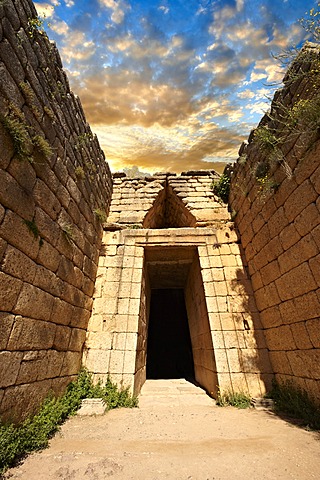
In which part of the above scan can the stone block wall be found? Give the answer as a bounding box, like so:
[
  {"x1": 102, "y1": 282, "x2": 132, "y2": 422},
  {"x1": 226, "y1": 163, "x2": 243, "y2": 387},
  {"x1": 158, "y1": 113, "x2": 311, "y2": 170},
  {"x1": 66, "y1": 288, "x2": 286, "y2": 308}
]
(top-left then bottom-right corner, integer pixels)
[
  {"x1": 0, "y1": 0, "x2": 112, "y2": 421},
  {"x1": 229, "y1": 44, "x2": 320, "y2": 403},
  {"x1": 107, "y1": 170, "x2": 228, "y2": 229}
]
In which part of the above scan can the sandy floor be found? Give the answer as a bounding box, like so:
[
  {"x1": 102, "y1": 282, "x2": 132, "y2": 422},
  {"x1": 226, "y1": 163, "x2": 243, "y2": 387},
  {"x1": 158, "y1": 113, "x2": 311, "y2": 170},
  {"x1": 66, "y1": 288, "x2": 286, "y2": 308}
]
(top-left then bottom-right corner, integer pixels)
[{"x1": 3, "y1": 380, "x2": 320, "y2": 480}]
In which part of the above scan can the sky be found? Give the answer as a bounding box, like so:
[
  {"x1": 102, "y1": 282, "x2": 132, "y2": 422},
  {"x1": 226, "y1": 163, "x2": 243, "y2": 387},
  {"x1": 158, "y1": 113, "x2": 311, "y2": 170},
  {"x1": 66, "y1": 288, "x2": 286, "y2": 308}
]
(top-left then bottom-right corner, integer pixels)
[{"x1": 35, "y1": 0, "x2": 318, "y2": 174}]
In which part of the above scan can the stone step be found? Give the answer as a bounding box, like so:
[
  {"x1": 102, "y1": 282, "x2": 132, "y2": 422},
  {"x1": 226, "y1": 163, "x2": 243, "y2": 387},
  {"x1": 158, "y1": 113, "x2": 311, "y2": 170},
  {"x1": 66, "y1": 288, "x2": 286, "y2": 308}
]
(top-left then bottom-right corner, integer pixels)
[{"x1": 139, "y1": 379, "x2": 216, "y2": 407}]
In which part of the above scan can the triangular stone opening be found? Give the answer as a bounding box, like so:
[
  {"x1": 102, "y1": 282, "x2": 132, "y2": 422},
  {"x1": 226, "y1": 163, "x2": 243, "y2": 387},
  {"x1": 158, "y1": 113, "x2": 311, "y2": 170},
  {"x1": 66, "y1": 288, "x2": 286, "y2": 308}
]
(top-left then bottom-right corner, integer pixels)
[{"x1": 143, "y1": 182, "x2": 196, "y2": 228}]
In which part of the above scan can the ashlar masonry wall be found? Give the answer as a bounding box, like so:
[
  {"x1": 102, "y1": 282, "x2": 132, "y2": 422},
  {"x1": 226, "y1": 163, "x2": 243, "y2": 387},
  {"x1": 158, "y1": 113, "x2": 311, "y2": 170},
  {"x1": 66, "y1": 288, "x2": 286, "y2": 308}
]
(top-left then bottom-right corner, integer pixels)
[
  {"x1": 0, "y1": 0, "x2": 112, "y2": 421},
  {"x1": 229, "y1": 44, "x2": 320, "y2": 403},
  {"x1": 84, "y1": 172, "x2": 272, "y2": 398}
]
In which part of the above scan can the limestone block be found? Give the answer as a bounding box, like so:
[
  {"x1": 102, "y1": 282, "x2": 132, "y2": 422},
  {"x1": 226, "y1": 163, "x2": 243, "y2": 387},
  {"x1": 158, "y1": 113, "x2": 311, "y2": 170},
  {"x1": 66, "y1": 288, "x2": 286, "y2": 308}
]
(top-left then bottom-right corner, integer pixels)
[
  {"x1": 216, "y1": 226, "x2": 239, "y2": 244},
  {"x1": 306, "y1": 319, "x2": 320, "y2": 348},
  {"x1": 217, "y1": 296, "x2": 228, "y2": 312},
  {"x1": 87, "y1": 329, "x2": 113, "y2": 350},
  {"x1": 206, "y1": 297, "x2": 218, "y2": 313},
  {"x1": 84, "y1": 349, "x2": 110, "y2": 373},
  {"x1": 123, "y1": 350, "x2": 136, "y2": 374},
  {"x1": 0, "y1": 379, "x2": 53, "y2": 422},
  {"x1": 125, "y1": 333, "x2": 138, "y2": 351},
  {"x1": 290, "y1": 322, "x2": 313, "y2": 350},
  {"x1": 129, "y1": 298, "x2": 141, "y2": 316},
  {"x1": 53, "y1": 325, "x2": 72, "y2": 351},
  {"x1": 230, "y1": 372, "x2": 249, "y2": 393},
  {"x1": 275, "y1": 262, "x2": 317, "y2": 301},
  {"x1": 106, "y1": 267, "x2": 122, "y2": 283},
  {"x1": 14, "y1": 283, "x2": 54, "y2": 321},
  {"x1": 223, "y1": 331, "x2": 239, "y2": 349},
  {"x1": 0, "y1": 351, "x2": 23, "y2": 387},
  {"x1": 93, "y1": 297, "x2": 118, "y2": 315},
  {"x1": 33, "y1": 178, "x2": 61, "y2": 221},
  {"x1": 0, "y1": 169, "x2": 35, "y2": 220},
  {"x1": 36, "y1": 240, "x2": 60, "y2": 273},
  {"x1": 216, "y1": 372, "x2": 233, "y2": 392},
  {"x1": 2, "y1": 245, "x2": 37, "y2": 283},
  {"x1": 269, "y1": 351, "x2": 293, "y2": 375},
  {"x1": 211, "y1": 331, "x2": 225, "y2": 349},
  {"x1": 214, "y1": 281, "x2": 228, "y2": 296},
  {"x1": 34, "y1": 207, "x2": 61, "y2": 246},
  {"x1": 265, "y1": 325, "x2": 296, "y2": 351},
  {"x1": 77, "y1": 398, "x2": 106, "y2": 416},
  {"x1": 219, "y1": 312, "x2": 235, "y2": 330},
  {"x1": 0, "y1": 312, "x2": 15, "y2": 349},
  {"x1": 8, "y1": 316, "x2": 56, "y2": 351},
  {"x1": 214, "y1": 349, "x2": 230, "y2": 373},
  {"x1": 243, "y1": 330, "x2": 266, "y2": 349},
  {"x1": 284, "y1": 180, "x2": 317, "y2": 223},
  {"x1": 278, "y1": 234, "x2": 318, "y2": 275},
  {"x1": 60, "y1": 351, "x2": 82, "y2": 376},
  {"x1": 109, "y1": 350, "x2": 125, "y2": 373},
  {"x1": 50, "y1": 298, "x2": 74, "y2": 326},
  {"x1": 201, "y1": 268, "x2": 213, "y2": 282},
  {"x1": 194, "y1": 208, "x2": 230, "y2": 222},
  {"x1": 287, "y1": 350, "x2": 320, "y2": 379},
  {"x1": 112, "y1": 332, "x2": 127, "y2": 350},
  {"x1": 69, "y1": 328, "x2": 86, "y2": 352},
  {"x1": 0, "y1": 272, "x2": 23, "y2": 311}
]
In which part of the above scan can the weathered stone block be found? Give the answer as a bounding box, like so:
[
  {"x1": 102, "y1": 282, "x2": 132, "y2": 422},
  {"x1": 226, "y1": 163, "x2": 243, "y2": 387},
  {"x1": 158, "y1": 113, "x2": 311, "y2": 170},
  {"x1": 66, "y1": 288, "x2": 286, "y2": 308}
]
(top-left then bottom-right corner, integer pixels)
[
  {"x1": 7, "y1": 316, "x2": 56, "y2": 351},
  {"x1": 0, "y1": 351, "x2": 23, "y2": 388},
  {"x1": 0, "y1": 272, "x2": 23, "y2": 311},
  {"x1": 84, "y1": 349, "x2": 110, "y2": 373},
  {"x1": 0, "y1": 210, "x2": 40, "y2": 260},
  {"x1": 275, "y1": 262, "x2": 317, "y2": 301},
  {"x1": 53, "y1": 325, "x2": 72, "y2": 351},
  {"x1": 14, "y1": 283, "x2": 54, "y2": 321},
  {"x1": 60, "y1": 351, "x2": 81, "y2": 376},
  {"x1": 264, "y1": 325, "x2": 296, "y2": 351}
]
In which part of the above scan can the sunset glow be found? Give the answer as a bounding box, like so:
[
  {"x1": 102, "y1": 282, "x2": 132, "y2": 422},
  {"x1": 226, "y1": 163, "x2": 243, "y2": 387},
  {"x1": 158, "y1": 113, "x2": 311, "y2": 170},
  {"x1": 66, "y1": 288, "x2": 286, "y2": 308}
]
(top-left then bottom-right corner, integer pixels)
[{"x1": 36, "y1": 0, "x2": 317, "y2": 173}]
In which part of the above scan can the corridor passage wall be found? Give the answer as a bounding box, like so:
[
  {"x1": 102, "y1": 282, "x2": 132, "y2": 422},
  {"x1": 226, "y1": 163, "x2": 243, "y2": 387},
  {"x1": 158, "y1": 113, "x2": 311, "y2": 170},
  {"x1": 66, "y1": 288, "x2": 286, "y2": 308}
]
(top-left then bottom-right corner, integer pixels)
[
  {"x1": 0, "y1": 0, "x2": 112, "y2": 421},
  {"x1": 229, "y1": 44, "x2": 320, "y2": 403}
]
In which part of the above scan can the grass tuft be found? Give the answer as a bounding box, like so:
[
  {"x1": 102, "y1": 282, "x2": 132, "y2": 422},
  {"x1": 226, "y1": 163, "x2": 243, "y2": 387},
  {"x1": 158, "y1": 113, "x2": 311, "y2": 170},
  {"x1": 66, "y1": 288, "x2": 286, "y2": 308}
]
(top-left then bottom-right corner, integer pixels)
[
  {"x1": 32, "y1": 135, "x2": 53, "y2": 160},
  {"x1": 216, "y1": 389, "x2": 252, "y2": 409}
]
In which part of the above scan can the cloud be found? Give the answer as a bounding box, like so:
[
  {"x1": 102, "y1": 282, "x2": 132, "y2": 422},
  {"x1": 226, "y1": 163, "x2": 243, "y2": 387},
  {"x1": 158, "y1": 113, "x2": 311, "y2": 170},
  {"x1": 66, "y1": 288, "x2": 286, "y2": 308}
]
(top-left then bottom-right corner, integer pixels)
[
  {"x1": 99, "y1": 0, "x2": 130, "y2": 24},
  {"x1": 158, "y1": 5, "x2": 169, "y2": 14},
  {"x1": 237, "y1": 90, "x2": 255, "y2": 99},
  {"x1": 34, "y1": 2, "x2": 55, "y2": 18}
]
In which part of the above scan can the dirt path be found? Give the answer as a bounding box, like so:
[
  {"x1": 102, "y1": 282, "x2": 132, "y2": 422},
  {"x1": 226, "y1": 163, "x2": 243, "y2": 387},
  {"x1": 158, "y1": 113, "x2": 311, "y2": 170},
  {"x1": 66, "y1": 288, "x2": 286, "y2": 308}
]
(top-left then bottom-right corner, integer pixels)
[{"x1": 4, "y1": 380, "x2": 320, "y2": 480}]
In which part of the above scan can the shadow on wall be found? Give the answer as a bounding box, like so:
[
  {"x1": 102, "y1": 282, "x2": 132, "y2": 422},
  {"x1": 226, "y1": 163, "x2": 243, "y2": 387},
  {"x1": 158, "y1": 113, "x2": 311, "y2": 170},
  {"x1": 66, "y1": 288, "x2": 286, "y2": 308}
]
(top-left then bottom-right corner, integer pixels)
[{"x1": 228, "y1": 250, "x2": 273, "y2": 393}]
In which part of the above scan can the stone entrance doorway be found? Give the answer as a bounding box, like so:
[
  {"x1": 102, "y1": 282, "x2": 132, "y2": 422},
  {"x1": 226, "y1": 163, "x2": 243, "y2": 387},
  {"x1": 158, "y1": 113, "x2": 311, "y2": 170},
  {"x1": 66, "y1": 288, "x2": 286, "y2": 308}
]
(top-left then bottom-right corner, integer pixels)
[
  {"x1": 146, "y1": 289, "x2": 195, "y2": 380},
  {"x1": 84, "y1": 226, "x2": 272, "y2": 400}
]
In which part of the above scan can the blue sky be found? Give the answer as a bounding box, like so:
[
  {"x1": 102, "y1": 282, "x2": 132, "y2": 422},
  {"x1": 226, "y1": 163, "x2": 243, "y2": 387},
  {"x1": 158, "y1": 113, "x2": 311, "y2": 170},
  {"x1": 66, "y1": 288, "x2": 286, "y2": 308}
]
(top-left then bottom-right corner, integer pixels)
[{"x1": 35, "y1": 0, "x2": 318, "y2": 173}]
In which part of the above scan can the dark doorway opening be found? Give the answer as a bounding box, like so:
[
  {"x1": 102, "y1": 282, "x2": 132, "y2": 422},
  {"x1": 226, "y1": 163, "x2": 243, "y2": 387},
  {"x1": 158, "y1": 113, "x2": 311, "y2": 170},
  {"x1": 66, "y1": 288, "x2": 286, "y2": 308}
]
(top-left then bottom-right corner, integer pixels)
[{"x1": 146, "y1": 289, "x2": 195, "y2": 380}]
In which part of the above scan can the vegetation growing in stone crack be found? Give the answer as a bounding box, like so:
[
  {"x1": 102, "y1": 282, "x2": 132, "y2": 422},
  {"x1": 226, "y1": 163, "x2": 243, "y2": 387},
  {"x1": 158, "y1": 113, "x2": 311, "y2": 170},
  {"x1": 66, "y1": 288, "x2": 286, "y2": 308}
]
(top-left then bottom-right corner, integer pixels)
[
  {"x1": 23, "y1": 219, "x2": 43, "y2": 247},
  {"x1": 75, "y1": 165, "x2": 86, "y2": 180},
  {"x1": 60, "y1": 222, "x2": 75, "y2": 243},
  {"x1": 32, "y1": 135, "x2": 54, "y2": 161},
  {"x1": 0, "y1": 370, "x2": 138, "y2": 475},
  {"x1": 212, "y1": 173, "x2": 231, "y2": 204},
  {"x1": 0, "y1": 113, "x2": 31, "y2": 161},
  {"x1": 94, "y1": 208, "x2": 108, "y2": 223}
]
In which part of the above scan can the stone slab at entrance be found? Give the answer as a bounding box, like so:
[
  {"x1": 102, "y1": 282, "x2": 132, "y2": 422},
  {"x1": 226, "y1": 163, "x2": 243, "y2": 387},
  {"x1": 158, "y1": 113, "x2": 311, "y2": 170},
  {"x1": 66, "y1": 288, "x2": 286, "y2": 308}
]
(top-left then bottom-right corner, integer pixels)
[{"x1": 139, "y1": 379, "x2": 215, "y2": 407}]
